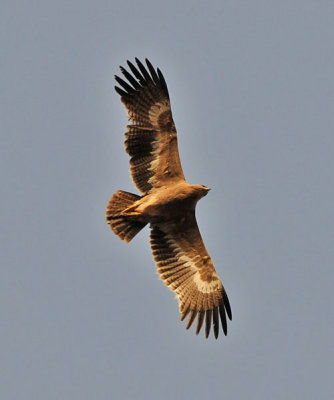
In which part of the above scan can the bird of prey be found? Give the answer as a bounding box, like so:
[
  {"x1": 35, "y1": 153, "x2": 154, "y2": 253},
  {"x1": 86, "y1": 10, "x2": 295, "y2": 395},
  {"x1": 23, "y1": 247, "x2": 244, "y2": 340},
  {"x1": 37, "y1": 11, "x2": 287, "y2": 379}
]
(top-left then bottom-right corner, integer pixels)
[{"x1": 106, "y1": 58, "x2": 232, "y2": 338}]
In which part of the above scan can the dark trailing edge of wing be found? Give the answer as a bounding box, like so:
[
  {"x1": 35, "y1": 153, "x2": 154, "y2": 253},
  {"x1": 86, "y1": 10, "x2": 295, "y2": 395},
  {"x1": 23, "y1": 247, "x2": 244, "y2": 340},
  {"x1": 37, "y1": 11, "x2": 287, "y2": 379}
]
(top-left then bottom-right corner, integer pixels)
[{"x1": 114, "y1": 58, "x2": 170, "y2": 100}]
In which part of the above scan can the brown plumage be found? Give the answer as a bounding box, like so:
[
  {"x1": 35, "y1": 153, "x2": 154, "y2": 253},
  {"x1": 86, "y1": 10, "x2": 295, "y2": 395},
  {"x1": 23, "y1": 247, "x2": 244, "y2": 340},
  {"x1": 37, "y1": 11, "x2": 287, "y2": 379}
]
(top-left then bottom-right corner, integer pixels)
[{"x1": 106, "y1": 58, "x2": 232, "y2": 338}]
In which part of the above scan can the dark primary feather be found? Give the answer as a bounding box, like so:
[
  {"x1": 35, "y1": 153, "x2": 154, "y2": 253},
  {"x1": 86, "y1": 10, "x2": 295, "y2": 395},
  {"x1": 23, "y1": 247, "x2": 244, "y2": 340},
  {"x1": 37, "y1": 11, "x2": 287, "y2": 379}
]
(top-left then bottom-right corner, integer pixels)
[
  {"x1": 115, "y1": 75, "x2": 134, "y2": 93},
  {"x1": 114, "y1": 58, "x2": 169, "y2": 100},
  {"x1": 219, "y1": 298, "x2": 228, "y2": 335},
  {"x1": 213, "y1": 307, "x2": 219, "y2": 339},
  {"x1": 114, "y1": 85, "x2": 128, "y2": 97},
  {"x1": 127, "y1": 59, "x2": 145, "y2": 83},
  {"x1": 157, "y1": 68, "x2": 169, "y2": 99},
  {"x1": 196, "y1": 310, "x2": 205, "y2": 335},
  {"x1": 120, "y1": 66, "x2": 141, "y2": 89},
  {"x1": 223, "y1": 291, "x2": 232, "y2": 321},
  {"x1": 145, "y1": 58, "x2": 160, "y2": 84},
  {"x1": 186, "y1": 310, "x2": 197, "y2": 330},
  {"x1": 135, "y1": 57, "x2": 154, "y2": 84},
  {"x1": 205, "y1": 309, "x2": 212, "y2": 338}
]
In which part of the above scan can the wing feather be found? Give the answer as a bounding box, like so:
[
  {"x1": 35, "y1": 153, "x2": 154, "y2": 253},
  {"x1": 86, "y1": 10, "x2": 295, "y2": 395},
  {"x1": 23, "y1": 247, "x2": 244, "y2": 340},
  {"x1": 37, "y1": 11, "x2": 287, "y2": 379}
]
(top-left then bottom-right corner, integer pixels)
[
  {"x1": 145, "y1": 58, "x2": 160, "y2": 84},
  {"x1": 120, "y1": 66, "x2": 141, "y2": 89},
  {"x1": 150, "y1": 217, "x2": 232, "y2": 338},
  {"x1": 196, "y1": 310, "x2": 205, "y2": 335},
  {"x1": 212, "y1": 306, "x2": 219, "y2": 339},
  {"x1": 205, "y1": 309, "x2": 212, "y2": 338},
  {"x1": 115, "y1": 59, "x2": 185, "y2": 194}
]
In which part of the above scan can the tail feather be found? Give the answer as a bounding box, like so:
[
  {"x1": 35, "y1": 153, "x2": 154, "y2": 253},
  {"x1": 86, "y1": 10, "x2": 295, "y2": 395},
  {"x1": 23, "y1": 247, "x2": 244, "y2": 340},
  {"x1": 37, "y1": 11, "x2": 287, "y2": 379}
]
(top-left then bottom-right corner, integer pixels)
[{"x1": 106, "y1": 190, "x2": 146, "y2": 242}]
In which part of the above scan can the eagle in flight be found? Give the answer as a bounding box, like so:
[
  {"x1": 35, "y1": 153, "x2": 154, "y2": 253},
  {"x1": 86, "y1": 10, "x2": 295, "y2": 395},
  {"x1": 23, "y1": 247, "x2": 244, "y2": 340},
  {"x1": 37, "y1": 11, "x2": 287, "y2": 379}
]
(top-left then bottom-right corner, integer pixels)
[{"x1": 106, "y1": 58, "x2": 232, "y2": 339}]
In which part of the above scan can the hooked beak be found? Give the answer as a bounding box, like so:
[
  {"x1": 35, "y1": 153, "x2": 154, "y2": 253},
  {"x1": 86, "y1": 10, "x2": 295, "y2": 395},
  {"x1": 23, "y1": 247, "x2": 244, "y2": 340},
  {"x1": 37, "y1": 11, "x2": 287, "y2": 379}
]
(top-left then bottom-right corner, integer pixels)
[{"x1": 204, "y1": 186, "x2": 211, "y2": 195}]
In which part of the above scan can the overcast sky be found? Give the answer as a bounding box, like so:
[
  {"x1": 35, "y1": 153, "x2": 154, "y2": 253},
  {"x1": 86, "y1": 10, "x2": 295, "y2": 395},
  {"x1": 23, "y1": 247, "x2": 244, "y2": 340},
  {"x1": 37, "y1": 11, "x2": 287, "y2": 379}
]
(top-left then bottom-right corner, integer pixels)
[{"x1": 1, "y1": 1, "x2": 334, "y2": 399}]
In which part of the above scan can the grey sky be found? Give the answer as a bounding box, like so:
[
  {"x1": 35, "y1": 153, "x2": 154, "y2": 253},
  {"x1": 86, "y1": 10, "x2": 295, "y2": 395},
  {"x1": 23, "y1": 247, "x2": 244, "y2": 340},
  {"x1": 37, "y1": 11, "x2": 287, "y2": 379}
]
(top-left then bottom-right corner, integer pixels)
[{"x1": 1, "y1": 1, "x2": 334, "y2": 399}]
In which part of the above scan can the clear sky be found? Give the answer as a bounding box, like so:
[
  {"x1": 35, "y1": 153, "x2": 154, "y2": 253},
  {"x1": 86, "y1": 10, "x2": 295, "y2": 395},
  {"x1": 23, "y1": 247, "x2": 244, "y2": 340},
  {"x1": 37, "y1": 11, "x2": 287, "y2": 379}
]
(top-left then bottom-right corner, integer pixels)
[{"x1": 1, "y1": 1, "x2": 334, "y2": 399}]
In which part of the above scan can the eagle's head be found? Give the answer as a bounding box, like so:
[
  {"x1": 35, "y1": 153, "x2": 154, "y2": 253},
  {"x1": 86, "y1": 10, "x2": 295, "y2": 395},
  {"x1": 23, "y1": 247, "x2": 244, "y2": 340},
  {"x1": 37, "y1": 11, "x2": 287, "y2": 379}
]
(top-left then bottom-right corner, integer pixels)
[
  {"x1": 191, "y1": 184, "x2": 211, "y2": 199},
  {"x1": 200, "y1": 185, "x2": 210, "y2": 195}
]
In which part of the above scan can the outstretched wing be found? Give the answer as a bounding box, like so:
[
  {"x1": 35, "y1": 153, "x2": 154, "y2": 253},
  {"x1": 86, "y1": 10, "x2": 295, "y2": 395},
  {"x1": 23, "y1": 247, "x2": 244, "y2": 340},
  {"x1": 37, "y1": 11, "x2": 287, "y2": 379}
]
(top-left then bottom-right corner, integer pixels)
[
  {"x1": 150, "y1": 214, "x2": 232, "y2": 339},
  {"x1": 115, "y1": 58, "x2": 186, "y2": 194}
]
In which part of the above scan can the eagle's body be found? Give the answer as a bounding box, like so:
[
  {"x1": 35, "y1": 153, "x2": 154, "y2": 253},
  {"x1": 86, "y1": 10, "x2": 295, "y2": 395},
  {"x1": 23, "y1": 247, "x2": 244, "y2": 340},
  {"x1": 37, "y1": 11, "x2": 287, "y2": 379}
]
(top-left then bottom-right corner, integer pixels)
[
  {"x1": 106, "y1": 58, "x2": 232, "y2": 338},
  {"x1": 124, "y1": 182, "x2": 209, "y2": 223}
]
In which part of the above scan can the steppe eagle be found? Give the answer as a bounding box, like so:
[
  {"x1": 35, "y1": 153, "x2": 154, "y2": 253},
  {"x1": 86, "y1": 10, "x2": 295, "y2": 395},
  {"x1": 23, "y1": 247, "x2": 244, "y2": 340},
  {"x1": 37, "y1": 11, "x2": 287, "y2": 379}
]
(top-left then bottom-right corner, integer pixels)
[{"x1": 106, "y1": 58, "x2": 232, "y2": 338}]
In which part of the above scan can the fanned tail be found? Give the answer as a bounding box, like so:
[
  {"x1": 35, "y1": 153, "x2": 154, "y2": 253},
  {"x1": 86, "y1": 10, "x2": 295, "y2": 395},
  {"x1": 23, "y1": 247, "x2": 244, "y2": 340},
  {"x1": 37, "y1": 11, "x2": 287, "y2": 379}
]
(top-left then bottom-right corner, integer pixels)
[{"x1": 106, "y1": 190, "x2": 146, "y2": 242}]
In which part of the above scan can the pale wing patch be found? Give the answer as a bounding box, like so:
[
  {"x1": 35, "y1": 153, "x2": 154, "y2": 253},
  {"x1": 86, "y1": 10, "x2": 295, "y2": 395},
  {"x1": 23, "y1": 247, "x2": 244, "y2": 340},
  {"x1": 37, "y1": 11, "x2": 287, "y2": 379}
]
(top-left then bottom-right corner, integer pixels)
[
  {"x1": 148, "y1": 101, "x2": 172, "y2": 129},
  {"x1": 147, "y1": 136, "x2": 161, "y2": 186},
  {"x1": 192, "y1": 272, "x2": 222, "y2": 294},
  {"x1": 177, "y1": 254, "x2": 220, "y2": 294}
]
